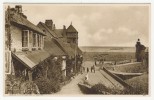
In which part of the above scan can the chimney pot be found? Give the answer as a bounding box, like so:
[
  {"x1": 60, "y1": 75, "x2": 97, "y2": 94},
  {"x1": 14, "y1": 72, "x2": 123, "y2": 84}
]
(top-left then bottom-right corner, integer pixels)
[
  {"x1": 63, "y1": 25, "x2": 66, "y2": 29},
  {"x1": 15, "y1": 5, "x2": 22, "y2": 13},
  {"x1": 45, "y1": 20, "x2": 53, "y2": 30},
  {"x1": 52, "y1": 24, "x2": 56, "y2": 30}
]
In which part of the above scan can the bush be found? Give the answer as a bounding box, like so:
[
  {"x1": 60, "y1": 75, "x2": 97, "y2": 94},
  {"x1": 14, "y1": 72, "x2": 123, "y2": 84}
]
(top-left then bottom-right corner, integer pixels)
[
  {"x1": 34, "y1": 78, "x2": 60, "y2": 94},
  {"x1": 91, "y1": 83, "x2": 109, "y2": 94},
  {"x1": 91, "y1": 83, "x2": 123, "y2": 94},
  {"x1": 33, "y1": 55, "x2": 62, "y2": 94}
]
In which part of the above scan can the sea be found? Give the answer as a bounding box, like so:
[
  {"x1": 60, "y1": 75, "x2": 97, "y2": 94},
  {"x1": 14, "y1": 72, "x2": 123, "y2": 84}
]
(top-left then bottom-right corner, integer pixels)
[{"x1": 79, "y1": 46, "x2": 136, "y2": 53}]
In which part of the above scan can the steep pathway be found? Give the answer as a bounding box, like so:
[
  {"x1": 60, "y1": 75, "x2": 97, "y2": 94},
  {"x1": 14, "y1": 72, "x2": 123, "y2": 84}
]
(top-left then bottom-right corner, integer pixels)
[{"x1": 55, "y1": 73, "x2": 86, "y2": 95}]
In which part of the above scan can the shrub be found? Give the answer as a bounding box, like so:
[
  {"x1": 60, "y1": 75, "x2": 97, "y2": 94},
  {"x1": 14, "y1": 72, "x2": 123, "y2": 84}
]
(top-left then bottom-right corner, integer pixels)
[
  {"x1": 34, "y1": 78, "x2": 51, "y2": 94},
  {"x1": 33, "y1": 55, "x2": 62, "y2": 94},
  {"x1": 20, "y1": 81, "x2": 40, "y2": 94},
  {"x1": 91, "y1": 83, "x2": 123, "y2": 94},
  {"x1": 91, "y1": 83, "x2": 109, "y2": 94},
  {"x1": 34, "y1": 77, "x2": 60, "y2": 94}
]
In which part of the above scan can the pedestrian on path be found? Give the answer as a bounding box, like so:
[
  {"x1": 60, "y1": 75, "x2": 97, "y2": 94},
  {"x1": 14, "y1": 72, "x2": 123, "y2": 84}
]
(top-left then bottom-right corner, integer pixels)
[
  {"x1": 95, "y1": 60, "x2": 97, "y2": 66},
  {"x1": 91, "y1": 66, "x2": 93, "y2": 72},
  {"x1": 85, "y1": 73, "x2": 88, "y2": 80},
  {"x1": 93, "y1": 65, "x2": 96, "y2": 73},
  {"x1": 83, "y1": 67, "x2": 85, "y2": 73},
  {"x1": 87, "y1": 67, "x2": 89, "y2": 73}
]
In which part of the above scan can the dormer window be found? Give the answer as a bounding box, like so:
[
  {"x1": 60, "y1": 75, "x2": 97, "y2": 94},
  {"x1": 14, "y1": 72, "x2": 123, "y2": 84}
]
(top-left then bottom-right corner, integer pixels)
[{"x1": 22, "y1": 30, "x2": 29, "y2": 50}]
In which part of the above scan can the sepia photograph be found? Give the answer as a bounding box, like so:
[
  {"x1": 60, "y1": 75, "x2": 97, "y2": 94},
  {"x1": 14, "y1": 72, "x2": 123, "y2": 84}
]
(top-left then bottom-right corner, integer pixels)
[{"x1": 4, "y1": 3, "x2": 150, "y2": 95}]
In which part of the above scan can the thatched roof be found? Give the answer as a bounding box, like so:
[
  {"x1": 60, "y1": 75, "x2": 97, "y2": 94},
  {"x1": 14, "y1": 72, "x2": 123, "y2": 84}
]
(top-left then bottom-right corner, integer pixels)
[{"x1": 9, "y1": 11, "x2": 46, "y2": 36}]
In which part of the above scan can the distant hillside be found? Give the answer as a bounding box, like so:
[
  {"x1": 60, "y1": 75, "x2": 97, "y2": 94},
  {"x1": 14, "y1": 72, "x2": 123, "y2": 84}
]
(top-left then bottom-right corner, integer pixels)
[{"x1": 79, "y1": 46, "x2": 136, "y2": 53}]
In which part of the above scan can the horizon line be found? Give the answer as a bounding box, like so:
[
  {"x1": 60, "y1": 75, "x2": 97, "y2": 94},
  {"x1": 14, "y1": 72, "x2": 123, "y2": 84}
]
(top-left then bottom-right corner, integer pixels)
[{"x1": 79, "y1": 45, "x2": 149, "y2": 47}]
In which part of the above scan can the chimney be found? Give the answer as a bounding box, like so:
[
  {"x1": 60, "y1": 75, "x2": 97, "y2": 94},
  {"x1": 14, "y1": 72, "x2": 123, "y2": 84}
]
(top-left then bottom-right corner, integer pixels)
[
  {"x1": 45, "y1": 20, "x2": 53, "y2": 30},
  {"x1": 15, "y1": 5, "x2": 22, "y2": 13},
  {"x1": 62, "y1": 25, "x2": 67, "y2": 37},
  {"x1": 52, "y1": 24, "x2": 56, "y2": 30},
  {"x1": 63, "y1": 25, "x2": 66, "y2": 30}
]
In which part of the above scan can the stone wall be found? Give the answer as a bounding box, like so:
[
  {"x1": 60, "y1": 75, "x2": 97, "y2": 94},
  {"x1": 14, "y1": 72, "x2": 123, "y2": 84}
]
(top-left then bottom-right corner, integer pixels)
[
  {"x1": 114, "y1": 62, "x2": 142, "y2": 73},
  {"x1": 10, "y1": 25, "x2": 44, "y2": 52},
  {"x1": 11, "y1": 25, "x2": 22, "y2": 52}
]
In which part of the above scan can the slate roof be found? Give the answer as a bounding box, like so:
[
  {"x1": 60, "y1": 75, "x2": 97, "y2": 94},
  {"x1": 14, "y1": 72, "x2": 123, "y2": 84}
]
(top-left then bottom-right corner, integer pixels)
[
  {"x1": 9, "y1": 11, "x2": 46, "y2": 36},
  {"x1": 70, "y1": 44, "x2": 82, "y2": 55},
  {"x1": 44, "y1": 38, "x2": 66, "y2": 56},
  {"x1": 12, "y1": 50, "x2": 50, "y2": 69},
  {"x1": 53, "y1": 29, "x2": 63, "y2": 38},
  {"x1": 37, "y1": 22, "x2": 58, "y2": 38},
  {"x1": 37, "y1": 22, "x2": 66, "y2": 56},
  {"x1": 54, "y1": 39, "x2": 75, "y2": 58},
  {"x1": 12, "y1": 33, "x2": 66, "y2": 70},
  {"x1": 66, "y1": 24, "x2": 78, "y2": 33}
]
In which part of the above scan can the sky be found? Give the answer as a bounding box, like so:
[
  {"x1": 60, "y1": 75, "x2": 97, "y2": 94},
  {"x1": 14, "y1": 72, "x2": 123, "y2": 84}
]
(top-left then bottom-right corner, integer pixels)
[{"x1": 5, "y1": 4, "x2": 150, "y2": 47}]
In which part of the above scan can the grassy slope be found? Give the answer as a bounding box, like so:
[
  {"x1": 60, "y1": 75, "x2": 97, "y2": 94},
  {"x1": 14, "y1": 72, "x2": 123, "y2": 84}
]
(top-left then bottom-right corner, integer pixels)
[{"x1": 125, "y1": 73, "x2": 148, "y2": 94}]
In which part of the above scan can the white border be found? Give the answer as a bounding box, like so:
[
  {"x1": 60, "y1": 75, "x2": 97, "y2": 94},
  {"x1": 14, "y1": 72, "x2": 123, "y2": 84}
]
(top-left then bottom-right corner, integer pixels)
[{"x1": 0, "y1": 0, "x2": 153, "y2": 100}]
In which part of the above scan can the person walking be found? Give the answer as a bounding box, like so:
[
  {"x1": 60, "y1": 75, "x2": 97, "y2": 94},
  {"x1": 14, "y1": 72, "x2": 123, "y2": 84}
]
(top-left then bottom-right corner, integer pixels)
[
  {"x1": 93, "y1": 65, "x2": 95, "y2": 73},
  {"x1": 85, "y1": 73, "x2": 89, "y2": 80},
  {"x1": 95, "y1": 60, "x2": 97, "y2": 66},
  {"x1": 87, "y1": 67, "x2": 89, "y2": 73},
  {"x1": 91, "y1": 66, "x2": 93, "y2": 72},
  {"x1": 82, "y1": 67, "x2": 85, "y2": 73}
]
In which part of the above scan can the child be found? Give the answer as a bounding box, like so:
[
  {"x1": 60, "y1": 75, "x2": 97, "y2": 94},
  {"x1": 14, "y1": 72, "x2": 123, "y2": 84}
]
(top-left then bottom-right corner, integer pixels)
[{"x1": 85, "y1": 73, "x2": 88, "y2": 80}]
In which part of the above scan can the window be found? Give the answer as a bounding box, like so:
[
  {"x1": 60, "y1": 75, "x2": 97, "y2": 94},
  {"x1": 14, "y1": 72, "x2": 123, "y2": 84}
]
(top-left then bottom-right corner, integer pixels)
[
  {"x1": 37, "y1": 34, "x2": 43, "y2": 49},
  {"x1": 33, "y1": 33, "x2": 37, "y2": 47},
  {"x1": 37, "y1": 34, "x2": 40, "y2": 47},
  {"x1": 42, "y1": 36, "x2": 44, "y2": 48},
  {"x1": 22, "y1": 30, "x2": 29, "y2": 48},
  {"x1": 40, "y1": 35, "x2": 42, "y2": 47}
]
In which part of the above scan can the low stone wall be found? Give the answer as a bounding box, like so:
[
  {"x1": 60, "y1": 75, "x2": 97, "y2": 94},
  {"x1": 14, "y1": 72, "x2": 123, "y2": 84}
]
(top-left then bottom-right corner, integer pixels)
[
  {"x1": 78, "y1": 82, "x2": 91, "y2": 94},
  {"x1": 114, "y1": 62, "x2": 142, "y2": 73},
  {"x1": 102, "y1": 67, "x2": 132, "y2": 89},
  {"x1": 78, "y1": 82, "x2": 112, "y2": 94}
]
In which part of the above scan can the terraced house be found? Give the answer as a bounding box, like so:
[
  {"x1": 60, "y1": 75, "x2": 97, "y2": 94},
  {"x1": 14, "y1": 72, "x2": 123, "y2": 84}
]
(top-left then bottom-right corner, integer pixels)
[
  {"x1": 5, "y1": 5, "x2": 69, "y2": 94},
  {"x1": 37, "y1": 20, "x2": 83, "y2": 77},
  {"x1": 5, "y1": 5, "x2": 83, "y2": 94},
  {"x1": 5, "y1": 5, "x2": 47, "y2": 81}
]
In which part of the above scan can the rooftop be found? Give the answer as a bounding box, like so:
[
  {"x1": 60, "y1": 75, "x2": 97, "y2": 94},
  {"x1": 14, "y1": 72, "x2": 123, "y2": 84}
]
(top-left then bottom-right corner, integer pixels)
[
  {"x1": 66, "y1": 24, "x2": 78, "y2": 33},
  {"x1": 6, "y1": 6, "x2": 46, "y2": 36}
]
